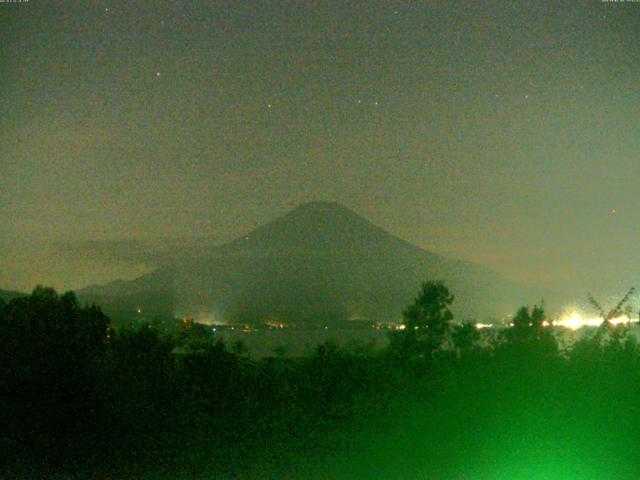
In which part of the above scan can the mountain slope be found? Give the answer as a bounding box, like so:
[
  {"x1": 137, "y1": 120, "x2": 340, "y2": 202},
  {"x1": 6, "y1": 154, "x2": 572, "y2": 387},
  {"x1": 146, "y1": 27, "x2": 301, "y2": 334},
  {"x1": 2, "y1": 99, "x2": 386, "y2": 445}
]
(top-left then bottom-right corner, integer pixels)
[{"x1": 78, "y1": 202, "x2": 531, "y2": 323}]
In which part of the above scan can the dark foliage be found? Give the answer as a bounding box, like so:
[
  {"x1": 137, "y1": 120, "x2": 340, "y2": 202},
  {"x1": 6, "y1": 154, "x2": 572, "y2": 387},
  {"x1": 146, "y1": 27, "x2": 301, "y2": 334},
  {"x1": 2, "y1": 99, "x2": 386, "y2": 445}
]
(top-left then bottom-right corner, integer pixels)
[{"x1": 3, "y1": 284, "x2": 640, "y2": 479}]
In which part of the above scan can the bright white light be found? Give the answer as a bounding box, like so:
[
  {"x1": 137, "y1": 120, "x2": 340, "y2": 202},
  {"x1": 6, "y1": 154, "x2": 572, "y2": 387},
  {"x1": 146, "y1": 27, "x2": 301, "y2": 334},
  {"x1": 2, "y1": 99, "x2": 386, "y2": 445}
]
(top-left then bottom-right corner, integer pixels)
[
  {"x1": 555, "y1": 309, "x2": 634, "y2": 330},
  {"x1": 475, "y1": 323, "x2": 493, "y2": 329}
]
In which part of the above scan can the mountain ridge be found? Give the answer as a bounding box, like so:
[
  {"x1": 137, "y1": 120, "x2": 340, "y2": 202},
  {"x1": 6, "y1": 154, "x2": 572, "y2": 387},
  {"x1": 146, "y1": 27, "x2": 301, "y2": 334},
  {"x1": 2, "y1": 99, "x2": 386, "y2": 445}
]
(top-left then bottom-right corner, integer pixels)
[{"x1": 0, "y1": 289, "x2": 27, "y2": 303}]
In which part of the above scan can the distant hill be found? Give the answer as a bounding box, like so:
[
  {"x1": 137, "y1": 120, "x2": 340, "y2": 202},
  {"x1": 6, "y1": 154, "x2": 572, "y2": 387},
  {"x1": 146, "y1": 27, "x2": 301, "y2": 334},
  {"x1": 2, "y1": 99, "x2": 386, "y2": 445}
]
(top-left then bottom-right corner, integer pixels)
[
  {"x1": 77, "y1": 202, "x2": 534, "y2": 324},
  {"x1": 77, "y1": 271, "x2": 175, "y2": 323},
  {"x1": 0, "y1": 289, "x2": 27, "y2": 303}
]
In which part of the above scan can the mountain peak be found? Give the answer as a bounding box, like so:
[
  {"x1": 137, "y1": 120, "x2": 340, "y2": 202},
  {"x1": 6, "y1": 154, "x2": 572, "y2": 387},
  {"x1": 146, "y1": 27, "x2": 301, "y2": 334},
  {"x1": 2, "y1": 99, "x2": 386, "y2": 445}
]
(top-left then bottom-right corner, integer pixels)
[
  {"x1": 247, "y1": 201, "x2": 382, "y2": 244},
  {"x1": 291, "y1": 200, "x2": 361, "y2": 217},
  {"x1": 293, "y1": 200, "x2": 348, "y2": 211},
  {"x1": 288, "y1": 201, "x2": 362, "y2": 221}
]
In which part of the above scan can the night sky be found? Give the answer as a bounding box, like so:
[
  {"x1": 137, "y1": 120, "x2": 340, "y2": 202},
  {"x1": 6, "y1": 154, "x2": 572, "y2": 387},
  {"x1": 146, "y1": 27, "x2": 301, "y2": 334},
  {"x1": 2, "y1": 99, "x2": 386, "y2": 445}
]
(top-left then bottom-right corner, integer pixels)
[{"x1": 1, "y1": 1, "x2": 639, "y2": 303}]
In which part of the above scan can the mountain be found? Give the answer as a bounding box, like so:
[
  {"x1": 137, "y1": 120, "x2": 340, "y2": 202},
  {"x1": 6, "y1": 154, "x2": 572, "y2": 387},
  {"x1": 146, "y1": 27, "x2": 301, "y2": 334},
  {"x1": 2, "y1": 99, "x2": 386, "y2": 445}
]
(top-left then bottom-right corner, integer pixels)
[{"x1": 77, "y1": 202, "x2": 533, "y2": 324}]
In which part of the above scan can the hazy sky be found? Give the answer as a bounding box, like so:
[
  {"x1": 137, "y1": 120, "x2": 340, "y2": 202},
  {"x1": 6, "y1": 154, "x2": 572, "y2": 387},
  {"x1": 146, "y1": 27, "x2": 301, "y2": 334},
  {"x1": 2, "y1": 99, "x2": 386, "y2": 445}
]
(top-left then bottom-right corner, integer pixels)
[{"x1": 1, "y1": 1, "x2": 639, "y2": 301}]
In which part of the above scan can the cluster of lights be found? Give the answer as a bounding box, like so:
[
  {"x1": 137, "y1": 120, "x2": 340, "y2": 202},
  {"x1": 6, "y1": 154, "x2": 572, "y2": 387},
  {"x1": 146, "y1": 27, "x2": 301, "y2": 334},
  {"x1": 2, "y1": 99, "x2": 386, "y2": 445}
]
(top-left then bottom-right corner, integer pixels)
[
  {"x1": 265, "y1": 321, "x2": 286, "y2": 329},
  {"x1": 176, "y1": 309, "x2": 637, "y2": 333},
  {"x1": 555, "y1": 310, "x2": 635, "y2": 330},
  {"x1": 475, "y1": 323, "x2": 494, "y2": 329}
]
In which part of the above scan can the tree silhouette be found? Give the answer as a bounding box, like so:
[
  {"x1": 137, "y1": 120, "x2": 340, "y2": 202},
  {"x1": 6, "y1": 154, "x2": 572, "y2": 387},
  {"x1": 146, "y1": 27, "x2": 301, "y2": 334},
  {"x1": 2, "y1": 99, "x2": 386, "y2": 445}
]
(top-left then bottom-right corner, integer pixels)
[
  {"x1": 500, "y1": 304, "x2": 557, "y2": 356},
  {"x1": 451, "y1": 321, "x2": 480, "y2": 354},
  {"x1": 391, "y1": 281, "x2": 454, "y2": 358},
  {"x1": 588, "y1": 287, "x2": 636, "y2": 328},
  {"x1": 0, "y1": 286, "x2": 111, "y2": 465}
]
